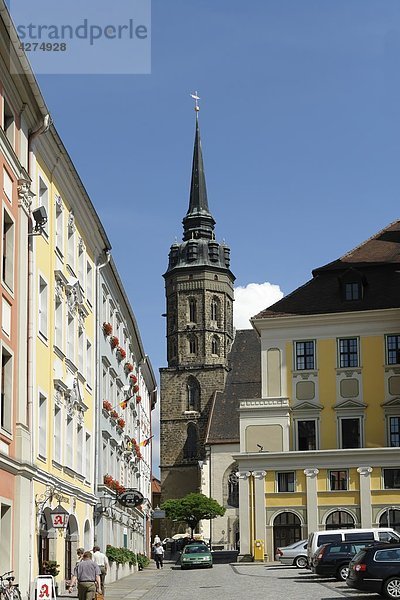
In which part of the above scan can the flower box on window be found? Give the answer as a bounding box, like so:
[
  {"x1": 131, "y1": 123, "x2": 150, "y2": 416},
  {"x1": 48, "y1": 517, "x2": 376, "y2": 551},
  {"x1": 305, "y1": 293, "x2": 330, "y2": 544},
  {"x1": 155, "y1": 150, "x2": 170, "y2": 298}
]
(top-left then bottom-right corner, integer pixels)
[
  {"x1": 132, "y1": 384, "x2": 139, "y2": 393},
  {"x1": 102, "y1": 322, "x2": 113, "y2": 336},
  {"x1": 103, "y1": 400, "x2": 112, "y2": 412},
  {"x1": 136, "y1": 395, "x2": 142, "y2": 404},
  {"x1": 110, "y1": 409, "x2": 118, "y2": 419},
  {"x1": 116, "y1": 346, "x2": 126, "y2": 361},
  {"x1": 117, "y1": 418, "x2": 125, "y2": 428},
  {"x1": 124, "y1": 362, "x2": 133, "y2": 373},
  {"x1": 129, "y1": 374, "x2": 137, "y2": 384},
  {"x1": 110, "y1": 336, "x2": 119, "y2": 349}
]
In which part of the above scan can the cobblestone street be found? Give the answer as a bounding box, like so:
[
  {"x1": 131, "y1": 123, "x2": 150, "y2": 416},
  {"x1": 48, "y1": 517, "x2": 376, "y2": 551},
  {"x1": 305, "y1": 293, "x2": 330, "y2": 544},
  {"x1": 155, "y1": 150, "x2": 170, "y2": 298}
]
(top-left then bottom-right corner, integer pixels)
[{"x1": 105, "y1": 563, "x2": 383, "y2": 600}]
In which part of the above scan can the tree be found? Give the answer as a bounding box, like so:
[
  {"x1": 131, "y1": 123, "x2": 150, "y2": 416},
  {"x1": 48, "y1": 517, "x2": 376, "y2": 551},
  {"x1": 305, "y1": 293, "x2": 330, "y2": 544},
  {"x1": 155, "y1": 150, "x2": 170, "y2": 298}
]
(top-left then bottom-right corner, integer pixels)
[{"x1": 161, "y1": 492, "x2": 225, "y2": 537}]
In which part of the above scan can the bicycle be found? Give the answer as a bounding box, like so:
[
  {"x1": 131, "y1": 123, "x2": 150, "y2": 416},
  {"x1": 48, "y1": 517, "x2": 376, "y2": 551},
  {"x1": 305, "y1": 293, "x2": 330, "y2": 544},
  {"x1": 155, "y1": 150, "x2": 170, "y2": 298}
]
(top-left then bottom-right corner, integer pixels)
[{"x1": 0, "y1": 571, "x2": 22, "y2": 600}]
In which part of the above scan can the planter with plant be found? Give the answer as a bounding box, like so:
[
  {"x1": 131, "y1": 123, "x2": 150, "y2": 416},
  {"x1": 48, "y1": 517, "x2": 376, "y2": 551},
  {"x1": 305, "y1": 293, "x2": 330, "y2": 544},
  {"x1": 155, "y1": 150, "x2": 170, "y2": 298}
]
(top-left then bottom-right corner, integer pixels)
[
  {"x1": 124, "y1": 362, "x2": 133, "y2": 373},
  {"x1": 110, "y1": 336, "x2": 119, "y2": 349},
  {"x1": 102, "y1": 322, "x2": 113, "y2": 336},
  {"x1": 116, "y1": 346, "x2": 126, "y2": 361},
  {"x1": 41, "y1": 560, "x2": 60, "y2": 577}
]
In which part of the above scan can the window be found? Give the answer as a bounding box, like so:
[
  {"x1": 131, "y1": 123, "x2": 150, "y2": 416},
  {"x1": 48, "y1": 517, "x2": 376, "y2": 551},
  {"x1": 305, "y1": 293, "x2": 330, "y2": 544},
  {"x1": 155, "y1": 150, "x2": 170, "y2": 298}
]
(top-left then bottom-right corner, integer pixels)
[
  {"x1": 85, "y1": 433, "x2": 91, "y2": 481},
  {"x1": 2, "y1": 210, "x2": 14, "y2": 290},
  {"x1": 86, "y1": 340, "x2": 92, "y2": 388},
  {"x1": 38, "y1": 277, "x2": 48, "y2": 338},
  {"x1": 67, "y1": 225, "x2": 75, "y2": 270},
  {"x1": 66, "y1": 416, "x2": 73, "y2": 466},
  {"x1": 383, "y1": 469, "x2": 400, "y2": 489},
  {"x1": 3, "y1": 97, "x2": 15, "y2": 147},
  {"x1": 55, "y1": 198, "x2": 63, "y2": 253},
  {"x1": 3, "y1": 169, "x2": 12, "y2": 202},
  {"x1": 338, "y1": 338, "x2": 359, "y2": 368},
  {"x1": 389, "y1": 417, "x2": 400, "y2": 447},
  {"x1": 344, "y1": 282, "x2": 361, "y2": 301},
  {"x1": 341, "y1": 417, "x2": 361, "y2": 448},
  {"x1": 187, "y1": 376, "x2": 200, "y2": 411},
  {"x1": 86, "y1": 262, "x2": 93, "y2": 305},
  {"x1": 325, "y1": 510, "x2": 354, "y2": 529},
  {"x1": 0, "y1": 347, "x2": 12, "y2": 432},
  {"x1": 53, "y1": 406, "x2": 62, "y2": 463},
  {"x1": 78, "y1": 244, "x2": 85, "y2": 289},
  {"x1": 189, "y1": 298, "x2": 197, "y2": 323},
  {"x1": 183, "y1": 423, "x2": 197, "y2": 459},
  {"x1": 211, "y1": 298, "x2": 219, "y2": 323},
  {"x1": 329, "y1": 470, "x2": 348, "y2": 491},
  {"x1": 295, "y1": 341, "x2": 315, "y2": 370},
  {"x1": 78, "y1": 329, "x2": 84, "y2": 374},
  {"x1": 277, "y1": 471, "x2": 295, "y2": 492},
  {"x1": 211, "y1": 336, "x2": 220, "y2": 356},
  {"x1": 189, "y1": 335, "x2": 197, "y2": 355},
  {"x1": 297, "y1": 420, "x2": 317, "y2": 450},
  {"x1": 55, "y1": 296, "x2": 63, "y2": 350},
  {"x1": 387, "y1": 335, "x2": 400, "y2": 365},
  {"x1": 67, "y1": 315, "x2": 75, "y2": 363},
  {"x1": 77, "y1": 425, "x2": 83, "y2": 474},
  {"x1": 38, "y1": 177, "x2": 49, "y2": 236},
  {"x1": 38, "y1": 393, "x2": 47, "y2": 458}
]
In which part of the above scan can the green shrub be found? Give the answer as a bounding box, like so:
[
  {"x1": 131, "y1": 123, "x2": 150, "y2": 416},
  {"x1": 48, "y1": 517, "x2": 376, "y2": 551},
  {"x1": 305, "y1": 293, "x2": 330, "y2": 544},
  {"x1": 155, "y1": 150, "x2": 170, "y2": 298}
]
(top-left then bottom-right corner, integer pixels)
[
  {"x1": 137, "y1": 554, "x2": 150, "y2": 569},
  {"x1": 106, "y1": 545, "x2": 136, "y2": 565}
]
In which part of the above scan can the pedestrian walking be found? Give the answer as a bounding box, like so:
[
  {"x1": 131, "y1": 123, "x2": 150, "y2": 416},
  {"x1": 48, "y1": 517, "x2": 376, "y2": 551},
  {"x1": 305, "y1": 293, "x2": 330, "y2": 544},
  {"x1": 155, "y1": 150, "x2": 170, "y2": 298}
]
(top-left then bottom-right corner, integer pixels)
[
  {"x1": 68, "y1": 551, "x2": 101, "y2": 600},
  {"x1": 154, "y1": 542, "x2": 164, "y2": 569},
  {"x1": 92, "y1": 545, "x2": 109, "y2": 592},
  {"x1": 76, "y1": 548, "x2": 85, "y2": 565}
]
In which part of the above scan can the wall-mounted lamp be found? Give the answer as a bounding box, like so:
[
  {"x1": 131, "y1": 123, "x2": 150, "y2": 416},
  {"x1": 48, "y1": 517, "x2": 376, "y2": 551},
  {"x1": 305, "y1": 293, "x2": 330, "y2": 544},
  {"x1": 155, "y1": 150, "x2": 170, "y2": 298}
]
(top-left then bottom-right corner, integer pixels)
[{"x1": 29, "y1": 206, "x2": 48, "y2": 236}]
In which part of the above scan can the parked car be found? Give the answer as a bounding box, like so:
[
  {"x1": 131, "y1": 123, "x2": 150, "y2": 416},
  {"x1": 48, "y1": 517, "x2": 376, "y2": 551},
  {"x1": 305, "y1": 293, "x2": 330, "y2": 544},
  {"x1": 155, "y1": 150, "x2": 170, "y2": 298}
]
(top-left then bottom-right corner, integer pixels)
[
  {"x1": 275, "y1": 539, "x2": 308, "y2": 568},
  {"x1": 312, "y1": 540, "x2": 378, "y2": 581},
  {"x1": 307, "y1": 527, "x2": 400, "y2": 565},
  {"x1": 347, "y1": 542, "x2": 400, "y2": 599},
  {"x1": 180, "y1": 544, "x2": 213, "y2": 570}
]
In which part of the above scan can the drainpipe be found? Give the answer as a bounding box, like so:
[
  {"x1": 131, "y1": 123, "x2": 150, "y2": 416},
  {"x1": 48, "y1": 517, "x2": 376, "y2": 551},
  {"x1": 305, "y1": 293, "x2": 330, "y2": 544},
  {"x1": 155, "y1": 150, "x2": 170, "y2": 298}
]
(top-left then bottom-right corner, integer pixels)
[
  {"x1": 94, "y1": 250, "x2": 111, "y2": 544},
  {"x1": 27, "y1": 113, "x2": 50, "y2": 596}
]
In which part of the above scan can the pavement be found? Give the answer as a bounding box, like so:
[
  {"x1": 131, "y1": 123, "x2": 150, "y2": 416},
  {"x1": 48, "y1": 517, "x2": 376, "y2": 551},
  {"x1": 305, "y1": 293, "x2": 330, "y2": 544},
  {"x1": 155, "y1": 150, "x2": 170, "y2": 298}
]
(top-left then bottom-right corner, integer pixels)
[{"x1": 99, "y1": 560, "x2": 170, "y2": 600}]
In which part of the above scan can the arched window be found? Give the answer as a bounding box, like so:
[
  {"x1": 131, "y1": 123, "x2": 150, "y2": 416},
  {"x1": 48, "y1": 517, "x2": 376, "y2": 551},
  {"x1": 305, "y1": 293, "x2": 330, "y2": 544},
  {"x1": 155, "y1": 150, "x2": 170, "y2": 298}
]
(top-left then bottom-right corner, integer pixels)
[
  {"x1": 227, "y1": 467, "x2": 239, "y2": 508},
  {"x1": 325, "y1": 510, "x2": 355, "y2": 530},
  {"x1": 211, "y1": 298, "x2": 218, "y2": 322},
  {"x1": 183, "y1": 423, "x2": 197, "y2": 459},
  {"x1": 379, "y1": 509, "x2": 400, "y2": 532},
  {"x1": 211, "y1": 336, "x2": 220, "y2": 356},
  {"x1": 187, "y1": 376, "x2": 200, "y2": 411},
  {"x1": 189, "y1": 298, "x2": 197, "y2": 323},
  {"x1": 189, "y1": 335, "x2": 197, "y2": 355}
]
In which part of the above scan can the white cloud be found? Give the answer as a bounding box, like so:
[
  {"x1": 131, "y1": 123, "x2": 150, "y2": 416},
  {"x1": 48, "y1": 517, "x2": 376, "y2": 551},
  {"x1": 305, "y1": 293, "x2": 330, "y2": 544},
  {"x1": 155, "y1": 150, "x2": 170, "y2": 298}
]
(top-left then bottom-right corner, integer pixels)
[{"x1": 234, "y1": 282, "x2": 284, "y2": 329}]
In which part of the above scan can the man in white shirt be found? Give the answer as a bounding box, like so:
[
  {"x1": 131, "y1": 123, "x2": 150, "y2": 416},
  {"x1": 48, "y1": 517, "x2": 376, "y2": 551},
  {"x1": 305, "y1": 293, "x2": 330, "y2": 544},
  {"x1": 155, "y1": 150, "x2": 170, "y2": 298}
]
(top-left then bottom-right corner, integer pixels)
[{"x1": 92, "y1": 546, "x2": 109, "y2": 590}]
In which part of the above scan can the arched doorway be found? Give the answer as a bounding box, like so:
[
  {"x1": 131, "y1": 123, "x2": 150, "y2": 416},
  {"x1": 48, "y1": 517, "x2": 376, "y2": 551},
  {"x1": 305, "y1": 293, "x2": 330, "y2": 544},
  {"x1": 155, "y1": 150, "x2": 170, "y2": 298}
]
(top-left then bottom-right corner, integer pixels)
[
  {"x1": 38, "y1": 508, "x2": 52, "y2": 574},
  {"x1": 379, "y1": 509, "x2": 400, "y2": 532},
  {"x1": 325, "y1": 510, "x2": 355, "y2": 530},
  {"x1": 65, "y1": 514, "x2": 79, "y2": 580},
  {"x1": 273, "y1": 512, "x2": 301, "y2": 551}
]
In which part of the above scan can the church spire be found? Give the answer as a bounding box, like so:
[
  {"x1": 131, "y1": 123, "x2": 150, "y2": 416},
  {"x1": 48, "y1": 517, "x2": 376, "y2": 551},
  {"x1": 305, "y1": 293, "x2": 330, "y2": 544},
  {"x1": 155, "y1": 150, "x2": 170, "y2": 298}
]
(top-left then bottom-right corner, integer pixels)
[{"x1": 182, "y1": 93, "x2": 215, "y2": 241}]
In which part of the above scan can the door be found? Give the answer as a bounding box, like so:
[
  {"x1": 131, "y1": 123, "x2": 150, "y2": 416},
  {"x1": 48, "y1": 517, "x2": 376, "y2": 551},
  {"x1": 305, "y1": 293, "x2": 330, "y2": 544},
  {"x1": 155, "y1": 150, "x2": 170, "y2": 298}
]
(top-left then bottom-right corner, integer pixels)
[{"x1": 273, "y1": 512, "x2": 301, "y2": 551}]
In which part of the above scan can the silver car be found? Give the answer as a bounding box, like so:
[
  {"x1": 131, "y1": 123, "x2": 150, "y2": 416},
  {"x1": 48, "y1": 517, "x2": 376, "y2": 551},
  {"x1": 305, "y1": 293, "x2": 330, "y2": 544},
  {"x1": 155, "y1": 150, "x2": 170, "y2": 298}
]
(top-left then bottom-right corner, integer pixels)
[{"x1": 275, "y1": 539, "x2": 308, "y2": 568}]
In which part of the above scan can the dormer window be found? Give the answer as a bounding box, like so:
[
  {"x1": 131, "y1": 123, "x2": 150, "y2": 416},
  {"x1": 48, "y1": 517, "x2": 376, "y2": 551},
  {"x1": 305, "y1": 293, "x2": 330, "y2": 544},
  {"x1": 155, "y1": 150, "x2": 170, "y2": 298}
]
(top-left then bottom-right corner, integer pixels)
[
  {"x1": 208, "y1": 242, "x2": 219, "y2": 262},
  {"x1": 187, "y1": 241, "x2": 198, "y2": 262},
  {"x1": 344, "y1": 282, "x2": 361, "y2": 301}
]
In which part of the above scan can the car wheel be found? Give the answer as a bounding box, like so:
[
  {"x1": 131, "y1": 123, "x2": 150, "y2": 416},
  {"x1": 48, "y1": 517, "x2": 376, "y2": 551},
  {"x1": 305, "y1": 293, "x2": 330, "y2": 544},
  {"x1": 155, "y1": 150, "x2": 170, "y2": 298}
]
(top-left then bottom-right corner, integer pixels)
[
  {"x1": 337, "y1": 565, "x2": 349, "y2": 581},
  {"x1": 384, "y1": 577, "x2": 400, "y2": 599},
  {"x1": 294, "y1": 556, "x2": 308, "y2": 569}
]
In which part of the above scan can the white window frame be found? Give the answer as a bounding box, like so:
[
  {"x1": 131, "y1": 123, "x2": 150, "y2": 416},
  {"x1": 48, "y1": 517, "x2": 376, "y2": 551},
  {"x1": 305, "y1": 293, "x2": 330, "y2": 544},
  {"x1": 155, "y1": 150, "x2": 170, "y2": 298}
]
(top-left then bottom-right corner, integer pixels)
[
  {"x1": 0, "y1": 344, "x2": 13, "y2": 434},
  {"x1": 2, "y1": 207, "x2": 14, "y2": 292},
  {"x1": 294, "y1": 340, "x2": 316, "y2": 371},
  {"x1": 38, "y1": 391, "x2": 47, "y2": 459},
  {"x1": 276, "y1": 471, "x2": 295, "y2": 493},
  {"x1": 38, "y1": 176, "x2": 49, "y2": 238},
  {"x1": 54, "y1": 295, "x2": 63, "y2": 352},
  {"x1": 55, "y1": 196, "x2": 64, "y2": 255},
  {"x1": 38, "y1": 275, "x2": 48, "y2": 340},
  {"x1": 53, "y1": 404, "x2": 62, "y2": 464},
  {"x1": 337, "y1": 337, "x2": 360, "y2": 368}
]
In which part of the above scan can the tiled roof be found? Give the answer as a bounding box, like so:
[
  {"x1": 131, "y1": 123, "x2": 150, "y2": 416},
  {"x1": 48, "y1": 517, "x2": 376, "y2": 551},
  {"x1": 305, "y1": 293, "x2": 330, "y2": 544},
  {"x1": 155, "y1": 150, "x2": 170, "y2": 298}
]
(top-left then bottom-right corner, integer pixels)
[
  {"x1": 206, "y1": 329, "x2": 261, "y2": 444},
  {"x1": 254, "y1": 220, "x2": 400, "y2": 320}
]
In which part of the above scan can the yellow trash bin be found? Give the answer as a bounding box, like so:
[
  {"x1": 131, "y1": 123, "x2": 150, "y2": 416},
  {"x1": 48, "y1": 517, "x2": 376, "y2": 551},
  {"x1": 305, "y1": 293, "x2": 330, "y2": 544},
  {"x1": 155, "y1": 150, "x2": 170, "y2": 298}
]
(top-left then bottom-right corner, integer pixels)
[{"x1": 253, "y1": 539, "x2": 264, "y2": 561}]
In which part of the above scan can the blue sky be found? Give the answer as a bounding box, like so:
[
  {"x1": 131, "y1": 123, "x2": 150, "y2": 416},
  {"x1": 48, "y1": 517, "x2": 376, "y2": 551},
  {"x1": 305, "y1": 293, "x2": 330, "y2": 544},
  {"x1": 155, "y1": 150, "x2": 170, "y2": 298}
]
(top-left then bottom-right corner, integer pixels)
[{"x1": 31, "y1": 0, "x2": 400, "y2": 472}]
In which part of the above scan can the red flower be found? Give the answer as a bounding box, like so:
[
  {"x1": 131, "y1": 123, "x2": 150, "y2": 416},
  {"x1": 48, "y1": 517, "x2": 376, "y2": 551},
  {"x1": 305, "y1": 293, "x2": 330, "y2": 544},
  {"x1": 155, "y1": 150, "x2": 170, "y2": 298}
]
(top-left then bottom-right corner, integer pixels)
[
  {"x1": 117, "y1": 418, "x2": 125, "y2": 428},
  {"x1": 104, "y1": 474, "x2": 113, "y2": 486},
  {"x1": 124, "y1": 362, "x2": 133, "y2": 373},
  {"x1": 132, "y1": 384, "x2": 139, "y2": 394},
  {"x1": 116, "y1": 346, "x2": 126, "y2": 360},
  {"x1": 103, "y1": 400, "x2": 112, "y2": 412},
  {"x1": 102, "y1": 322, "x2": 113, "y2": 336},
  {"x1": 110, "y1": 336, "x2": 119, "y2": 349},
  {"x1": 136, "y1": 395, "x2": 142, "y2": 404},
  {"x1": 129, "y1": 374, "x2": 137, "y2": 384},
  {"x1": 110, "y1": 410, "x2": 118, "y2": 419}
]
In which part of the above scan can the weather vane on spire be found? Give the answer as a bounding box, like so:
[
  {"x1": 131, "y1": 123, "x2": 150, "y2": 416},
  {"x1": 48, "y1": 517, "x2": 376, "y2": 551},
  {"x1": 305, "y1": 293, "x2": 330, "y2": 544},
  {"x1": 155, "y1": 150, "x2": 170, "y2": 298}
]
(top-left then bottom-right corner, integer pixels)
[{"x1": 190, "y1": 91, "x2": 200, "y2": 112}]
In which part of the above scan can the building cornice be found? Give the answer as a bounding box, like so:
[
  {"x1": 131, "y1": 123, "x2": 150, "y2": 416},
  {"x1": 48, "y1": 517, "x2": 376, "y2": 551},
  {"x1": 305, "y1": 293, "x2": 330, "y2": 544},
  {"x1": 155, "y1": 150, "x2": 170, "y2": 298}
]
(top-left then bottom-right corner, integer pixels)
[{"x1": 232, "y1": 446, "x2": 400, "y2": 471}]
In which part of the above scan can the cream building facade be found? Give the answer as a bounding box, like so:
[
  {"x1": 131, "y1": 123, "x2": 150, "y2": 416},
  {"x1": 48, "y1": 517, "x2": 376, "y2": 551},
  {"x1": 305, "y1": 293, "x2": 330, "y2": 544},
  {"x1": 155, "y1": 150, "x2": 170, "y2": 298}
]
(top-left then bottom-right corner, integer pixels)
[{"x1": 234, "y1": 221, "x2": 400, "y2": 560}]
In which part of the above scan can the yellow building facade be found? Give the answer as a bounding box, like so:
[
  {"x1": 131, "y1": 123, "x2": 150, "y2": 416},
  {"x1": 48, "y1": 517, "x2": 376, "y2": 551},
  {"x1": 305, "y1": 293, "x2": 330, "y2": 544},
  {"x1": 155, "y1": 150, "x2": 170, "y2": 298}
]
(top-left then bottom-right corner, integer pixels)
[
  {"x1": 235, "y1": 221, "x2": 400, "y2": 561},
  {"x1": 30, "y1": 129, "x2": 111, "y2": 592}
]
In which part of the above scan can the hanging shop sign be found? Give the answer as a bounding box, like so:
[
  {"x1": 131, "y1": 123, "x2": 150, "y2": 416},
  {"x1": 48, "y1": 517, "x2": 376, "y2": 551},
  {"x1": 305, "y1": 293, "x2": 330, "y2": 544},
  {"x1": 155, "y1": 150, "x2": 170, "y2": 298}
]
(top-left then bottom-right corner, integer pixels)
[
  {"x1": 50, "y1": 504, "x2": 69, "y2": 529},
  {"x1": 117, "y1": 489, "x2": 144, "y2": 508}
]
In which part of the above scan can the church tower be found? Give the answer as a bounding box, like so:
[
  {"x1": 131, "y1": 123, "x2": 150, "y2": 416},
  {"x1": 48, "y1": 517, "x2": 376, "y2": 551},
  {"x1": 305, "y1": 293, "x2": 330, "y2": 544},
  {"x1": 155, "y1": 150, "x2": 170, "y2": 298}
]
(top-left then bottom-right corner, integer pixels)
[{"x1": 160, "y1": 103, "x2": 235, "y2": 518}]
